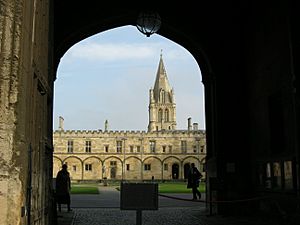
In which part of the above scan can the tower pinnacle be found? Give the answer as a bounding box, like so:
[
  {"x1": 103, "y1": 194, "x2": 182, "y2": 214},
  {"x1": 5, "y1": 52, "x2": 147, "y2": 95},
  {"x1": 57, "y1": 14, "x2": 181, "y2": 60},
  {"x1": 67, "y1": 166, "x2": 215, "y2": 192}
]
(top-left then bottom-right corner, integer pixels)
[{"x1": 148, "y1": 53, "x2": 177, "y2": 132}]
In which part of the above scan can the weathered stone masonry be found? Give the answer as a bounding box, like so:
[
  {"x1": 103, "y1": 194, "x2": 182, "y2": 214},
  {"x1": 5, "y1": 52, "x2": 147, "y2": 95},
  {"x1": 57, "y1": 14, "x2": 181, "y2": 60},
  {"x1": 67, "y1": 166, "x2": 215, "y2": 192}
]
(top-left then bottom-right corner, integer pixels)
[
  {"x1": 53, "y1": 129, "x2": 206, "y2": 181},
  {"x1": 0, "y1": 1, "x2": 53, "y2": 225}
]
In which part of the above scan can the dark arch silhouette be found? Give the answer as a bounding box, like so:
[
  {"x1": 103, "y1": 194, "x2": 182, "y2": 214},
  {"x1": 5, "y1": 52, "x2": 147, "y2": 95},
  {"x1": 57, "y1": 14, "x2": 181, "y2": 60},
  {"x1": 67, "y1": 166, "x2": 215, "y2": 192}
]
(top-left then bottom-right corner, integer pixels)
[
  {"x1": 52, "y1": 3, "x2": 287, "y2": 216},
  {"x1": 53, "y1": 5, "x2": 213, "y2": 83}
]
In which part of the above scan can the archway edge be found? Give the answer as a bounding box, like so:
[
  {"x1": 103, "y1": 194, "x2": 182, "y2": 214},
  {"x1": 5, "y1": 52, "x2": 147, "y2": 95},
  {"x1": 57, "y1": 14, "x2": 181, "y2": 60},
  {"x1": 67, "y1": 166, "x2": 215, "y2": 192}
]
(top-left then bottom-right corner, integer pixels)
[{"x1": 54, "y1": 12, "x2": 212, "y2": 82}]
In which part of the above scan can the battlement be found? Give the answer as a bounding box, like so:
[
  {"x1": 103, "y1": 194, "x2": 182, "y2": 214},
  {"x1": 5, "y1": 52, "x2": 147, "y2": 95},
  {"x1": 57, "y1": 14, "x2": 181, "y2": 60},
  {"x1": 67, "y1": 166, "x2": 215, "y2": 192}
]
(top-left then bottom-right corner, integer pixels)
[
  {"x1": 53, "y1": 129, "x2": 205, "y2": 138},
  {"x1": 53, "y1": 129, "x2": 148, "y2": 136}
]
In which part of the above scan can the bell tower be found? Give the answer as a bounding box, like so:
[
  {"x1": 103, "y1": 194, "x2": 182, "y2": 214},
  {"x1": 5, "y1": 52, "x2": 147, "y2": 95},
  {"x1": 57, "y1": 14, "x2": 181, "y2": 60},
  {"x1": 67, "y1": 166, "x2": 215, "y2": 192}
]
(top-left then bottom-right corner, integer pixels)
[{"x1": 148, "y1": 52, "x2": 176, "y2": 132}]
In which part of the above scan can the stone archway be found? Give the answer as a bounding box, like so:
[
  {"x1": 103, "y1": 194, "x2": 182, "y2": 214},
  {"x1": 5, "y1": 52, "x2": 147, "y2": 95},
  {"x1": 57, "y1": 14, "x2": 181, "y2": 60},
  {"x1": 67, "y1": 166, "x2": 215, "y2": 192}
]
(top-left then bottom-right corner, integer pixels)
[
  {"x1": 172, "y1": 163, "x2": 179, "y2": 179},
  {"x1": 184, "y1": 163, "x2": 191, "y2": 179},
  {"x1": 1, "y1": 2, "x2": 296, "y2": 224}
]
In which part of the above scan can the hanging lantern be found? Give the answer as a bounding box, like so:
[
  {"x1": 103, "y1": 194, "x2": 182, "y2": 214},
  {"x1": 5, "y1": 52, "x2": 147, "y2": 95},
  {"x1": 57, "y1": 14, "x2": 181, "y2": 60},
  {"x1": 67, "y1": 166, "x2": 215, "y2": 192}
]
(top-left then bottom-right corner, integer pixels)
[{"x1": 136, "y1": 11, "x2": 161, "y2": 37}]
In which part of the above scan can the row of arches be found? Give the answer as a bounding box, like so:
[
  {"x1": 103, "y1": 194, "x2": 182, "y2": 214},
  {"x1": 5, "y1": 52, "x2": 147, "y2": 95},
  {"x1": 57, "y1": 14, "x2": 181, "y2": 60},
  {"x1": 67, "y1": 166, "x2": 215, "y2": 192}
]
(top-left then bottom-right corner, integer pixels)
[{"x1": 53, "y1": 155, "x2": 205, "y2": 181}]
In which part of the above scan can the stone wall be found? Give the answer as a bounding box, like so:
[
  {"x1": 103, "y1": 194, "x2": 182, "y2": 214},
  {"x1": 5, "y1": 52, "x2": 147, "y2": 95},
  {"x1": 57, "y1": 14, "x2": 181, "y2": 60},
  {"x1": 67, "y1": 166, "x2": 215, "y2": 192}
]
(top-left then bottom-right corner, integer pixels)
[
  {"x1": 53, "y1": 130, "x2": 206, "y2": 181},
  {"x1": 0, "y1": 1, "x2": 52, "y2": 224}
]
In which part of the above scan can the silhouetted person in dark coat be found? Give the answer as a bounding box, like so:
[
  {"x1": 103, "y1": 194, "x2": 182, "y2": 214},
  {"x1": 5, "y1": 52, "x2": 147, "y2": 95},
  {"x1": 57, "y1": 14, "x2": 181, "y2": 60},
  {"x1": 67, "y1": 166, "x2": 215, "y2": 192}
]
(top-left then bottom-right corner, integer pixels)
[
  {"x1": 56, "y1": 164, "x2": 71, "y2": 212},
  {"x1": 187, "y1": 163, "x2": 202, "y2": 200}
]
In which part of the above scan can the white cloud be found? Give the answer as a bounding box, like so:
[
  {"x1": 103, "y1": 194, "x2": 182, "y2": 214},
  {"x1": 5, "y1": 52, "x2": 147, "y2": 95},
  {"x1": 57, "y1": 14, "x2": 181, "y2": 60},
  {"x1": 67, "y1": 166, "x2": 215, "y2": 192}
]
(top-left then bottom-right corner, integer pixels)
[
  {"x1": 67, "y1": 42, "x2": 157, "y2": 61},
  {"x1": 63, "y1": 40, "x2": 192, "y2": 64}
]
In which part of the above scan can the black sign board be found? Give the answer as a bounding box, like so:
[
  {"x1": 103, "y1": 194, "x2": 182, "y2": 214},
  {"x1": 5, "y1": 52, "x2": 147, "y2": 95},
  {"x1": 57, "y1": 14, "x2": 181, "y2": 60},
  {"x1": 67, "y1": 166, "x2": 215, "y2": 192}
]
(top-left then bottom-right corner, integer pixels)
[{"x1": 120, "y1": 182, "x2": 158, "y2": 210}]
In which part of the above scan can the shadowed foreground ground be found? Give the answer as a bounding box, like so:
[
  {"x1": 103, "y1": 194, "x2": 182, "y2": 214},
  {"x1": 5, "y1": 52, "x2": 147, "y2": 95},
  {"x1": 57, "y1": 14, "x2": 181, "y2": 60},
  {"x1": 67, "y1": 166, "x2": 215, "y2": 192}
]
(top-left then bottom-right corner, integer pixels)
[{"x1": 58, "y1": 186, "x2": 296, "y2": 225}]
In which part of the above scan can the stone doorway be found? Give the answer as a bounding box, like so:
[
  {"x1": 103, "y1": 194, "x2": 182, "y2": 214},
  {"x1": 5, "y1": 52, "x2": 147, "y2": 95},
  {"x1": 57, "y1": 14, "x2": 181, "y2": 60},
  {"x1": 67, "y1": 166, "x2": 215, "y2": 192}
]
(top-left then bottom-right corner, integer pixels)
[
  {"x1": 172, "y1": 163, "x2": 179, "y2": 179},
  {"x1": 184, "y1": 163, "x2": 191, "y2": 179}
]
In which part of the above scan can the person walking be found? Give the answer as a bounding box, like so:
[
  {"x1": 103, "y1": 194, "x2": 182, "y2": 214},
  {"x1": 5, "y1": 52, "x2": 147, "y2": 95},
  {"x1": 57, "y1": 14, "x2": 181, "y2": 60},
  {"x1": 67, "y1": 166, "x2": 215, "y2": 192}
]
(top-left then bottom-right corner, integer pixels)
[
  {"x1": 187, "y1": 163, "x2": 202, "y2": 200},
  {"x1": 55, "y1": 164, "x2": 72, "y2": 212}
]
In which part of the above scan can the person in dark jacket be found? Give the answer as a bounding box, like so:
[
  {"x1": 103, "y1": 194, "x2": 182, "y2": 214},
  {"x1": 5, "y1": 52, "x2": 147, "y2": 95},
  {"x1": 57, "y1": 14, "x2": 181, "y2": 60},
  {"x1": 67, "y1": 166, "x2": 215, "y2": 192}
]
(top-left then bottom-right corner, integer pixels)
[
  {"x1": 187, "y1": 163, "x2": 202, "y2": 200},
  {"x1": 55, "y1": 164, "x2": 71, "y2": 212}
]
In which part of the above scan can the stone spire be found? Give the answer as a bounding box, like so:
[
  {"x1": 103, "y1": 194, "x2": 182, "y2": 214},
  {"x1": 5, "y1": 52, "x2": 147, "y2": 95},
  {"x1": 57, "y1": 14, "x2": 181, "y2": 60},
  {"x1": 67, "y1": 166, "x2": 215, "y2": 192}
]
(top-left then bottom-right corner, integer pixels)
[
  {"x1": 148, "y1": 52, "x2": 177, "y2": 132},
  {"x1": 153, "y1": 52, "x2": 172, "y2": 103}
]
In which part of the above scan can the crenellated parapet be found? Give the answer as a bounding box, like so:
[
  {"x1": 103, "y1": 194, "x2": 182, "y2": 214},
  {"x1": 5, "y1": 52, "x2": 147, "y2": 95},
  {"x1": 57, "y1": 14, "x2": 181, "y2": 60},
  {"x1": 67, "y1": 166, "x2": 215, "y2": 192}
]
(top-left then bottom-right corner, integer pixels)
[
  {"x1": 53, "y1": 129, "x2": 205, "y2": 138},
  {"x1": 54, "y1": 129, "x2": 147, "y2": 135}
]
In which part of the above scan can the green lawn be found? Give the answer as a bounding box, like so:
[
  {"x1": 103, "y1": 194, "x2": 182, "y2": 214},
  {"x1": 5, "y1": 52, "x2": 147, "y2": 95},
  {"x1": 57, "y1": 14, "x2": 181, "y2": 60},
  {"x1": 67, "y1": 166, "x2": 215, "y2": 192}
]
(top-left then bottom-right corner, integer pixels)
[
  {"x1": 70, "y1": 185, "x2": 99, "y2": 194},
  {"x1": 115, "y1": 182, "x2": 205, "y2": 194},
  {"x1": 158, "y1": 182, "x2": 205, "y2": 193},
  {"x1": 70, "y1": 182, "x2": 206, "y2": 194}
]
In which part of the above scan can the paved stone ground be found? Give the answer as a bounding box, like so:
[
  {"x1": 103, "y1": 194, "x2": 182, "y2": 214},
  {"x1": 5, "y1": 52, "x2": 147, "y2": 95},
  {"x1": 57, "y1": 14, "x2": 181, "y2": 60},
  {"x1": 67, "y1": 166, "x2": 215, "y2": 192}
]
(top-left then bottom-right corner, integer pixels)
[
  {"x1": 57, "y1": 210, "x2": 75, "y2": 225},
  {"x1": 73, "y1": 207, "x2": 282, "y2": 225},
  {"x1": 58, "y1": 186, "x2": 299, "y2": 225},
  {"x1": 73, "y1": 207, "x2": 204, "y2": 225}
]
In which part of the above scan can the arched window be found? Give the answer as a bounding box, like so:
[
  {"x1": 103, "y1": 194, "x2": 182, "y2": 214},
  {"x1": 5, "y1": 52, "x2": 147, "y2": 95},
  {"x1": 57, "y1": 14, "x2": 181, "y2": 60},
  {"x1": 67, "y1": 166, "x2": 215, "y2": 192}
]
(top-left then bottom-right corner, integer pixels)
[
  {"x1": 165, "y1": 109, "x2": 169, "y2": 122},
  {"x1": 158, "y1": 109, "x2": 163, "y2": 122}
]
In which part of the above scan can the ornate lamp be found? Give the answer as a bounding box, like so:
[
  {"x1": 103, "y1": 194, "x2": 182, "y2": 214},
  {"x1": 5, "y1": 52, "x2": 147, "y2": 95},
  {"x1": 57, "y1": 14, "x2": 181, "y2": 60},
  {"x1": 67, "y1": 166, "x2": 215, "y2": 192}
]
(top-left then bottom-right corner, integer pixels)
[{"x1": 136, "y1": 11, "x2": 161, "y2": 37}]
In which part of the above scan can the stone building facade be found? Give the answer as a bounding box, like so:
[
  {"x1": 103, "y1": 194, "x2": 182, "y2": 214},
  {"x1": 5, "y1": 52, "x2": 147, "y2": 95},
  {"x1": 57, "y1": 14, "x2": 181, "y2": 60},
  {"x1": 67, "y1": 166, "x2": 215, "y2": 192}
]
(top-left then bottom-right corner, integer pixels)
[{"x1": 53, "y1": 55, "x2": 206, "y2": 181}]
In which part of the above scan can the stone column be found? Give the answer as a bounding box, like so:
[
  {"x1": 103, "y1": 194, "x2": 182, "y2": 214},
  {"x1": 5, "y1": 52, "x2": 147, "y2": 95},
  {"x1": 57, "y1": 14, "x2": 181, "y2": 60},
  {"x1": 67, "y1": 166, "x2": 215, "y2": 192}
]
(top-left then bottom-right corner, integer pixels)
[{"x1": 0, "y1": 1, "x2": 28, "y2": 224}]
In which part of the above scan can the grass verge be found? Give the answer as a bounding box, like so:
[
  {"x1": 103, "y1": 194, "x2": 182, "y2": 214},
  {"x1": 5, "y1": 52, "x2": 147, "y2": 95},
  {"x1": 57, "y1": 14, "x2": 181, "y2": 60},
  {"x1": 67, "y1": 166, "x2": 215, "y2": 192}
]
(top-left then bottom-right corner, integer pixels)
[
  {"x1": 70, "y1": 182, "x2": 206, "y2": 194},
  {"x1": 70, "y1": 185, "x2": 99, "y2": 194},
  {"x1": 115, "y1": 182, "x2": 205, "y2": 193},
  {"x1": 159, "y1": 182, "x2": 205, "y2": 193}
]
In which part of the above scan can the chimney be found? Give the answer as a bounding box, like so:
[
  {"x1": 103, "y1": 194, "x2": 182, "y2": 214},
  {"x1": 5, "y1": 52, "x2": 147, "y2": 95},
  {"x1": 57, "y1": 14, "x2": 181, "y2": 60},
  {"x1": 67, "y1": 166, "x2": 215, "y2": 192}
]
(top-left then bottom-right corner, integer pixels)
[
  {"x1": 188, "y1": 117, "x2": 192, "y2": 131},
  {"x1": 59, "y1": 116, "x2": 64, "y2": 131},
  {"x1": 193, "y1": 123, "x2": 198, "y2": 131},
  {"x1": 105, "y1": 120, "x2": 109, "y2": 132}
]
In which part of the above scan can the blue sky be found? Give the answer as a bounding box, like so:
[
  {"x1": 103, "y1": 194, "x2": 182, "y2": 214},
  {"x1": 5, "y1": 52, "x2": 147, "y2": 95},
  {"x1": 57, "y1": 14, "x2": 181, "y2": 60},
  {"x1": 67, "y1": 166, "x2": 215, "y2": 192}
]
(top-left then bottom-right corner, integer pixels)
[{"x1": 54, "y1": 25, "x2": 205, "y2": 131}]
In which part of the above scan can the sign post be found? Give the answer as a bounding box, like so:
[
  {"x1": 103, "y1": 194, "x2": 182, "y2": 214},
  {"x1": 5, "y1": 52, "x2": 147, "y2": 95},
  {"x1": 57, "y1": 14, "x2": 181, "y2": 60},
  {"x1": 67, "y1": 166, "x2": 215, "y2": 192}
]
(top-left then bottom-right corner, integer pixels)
[{"x1": 136, "y1": 209, "x2": 142, "y2": 225}]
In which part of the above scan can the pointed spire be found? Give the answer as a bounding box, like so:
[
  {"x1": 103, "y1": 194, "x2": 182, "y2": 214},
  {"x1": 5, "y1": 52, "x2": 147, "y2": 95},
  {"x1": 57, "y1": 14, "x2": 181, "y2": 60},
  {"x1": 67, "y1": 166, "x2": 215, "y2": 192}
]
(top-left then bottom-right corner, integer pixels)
[
  {"x1": 153, "y1": 51, "x2": 172, "y2": 102},
  {"x1": 148, "y1": 52, "x2": 177, "y2": 132}
]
